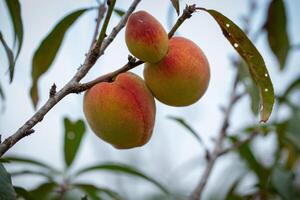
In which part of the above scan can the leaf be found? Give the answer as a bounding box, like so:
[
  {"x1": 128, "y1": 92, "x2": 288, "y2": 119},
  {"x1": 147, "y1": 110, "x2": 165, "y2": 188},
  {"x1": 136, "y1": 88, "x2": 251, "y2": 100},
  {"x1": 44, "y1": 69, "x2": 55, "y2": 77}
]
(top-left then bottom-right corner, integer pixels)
[
  {"x1": 167, "y1": 116, "x2": 204, "y2": 146},
  {"x1": 29, "y1": 182, "x2": 58, "y2": 200},
  {"x1": 224, "y1": 178, "x2": 244, "y2": 200},
  {"x1": 4, "y1": 0, "x2": 23, "y2": 57},
  {"x1": 0, "y1": 164, "x2": 17, "y2": 200},
  {"x1": 0, "y1": 82, "x2": 5, "y2": 100},
  {"x1": 237, "y1": 59, "x2": 260, "y2": 116},
  {"x1": 73, "y1": 183, "x2": 122, "y2": 200},
  {"x1": 0, "y1": 32, "x2": 15, "y2": 82},
  {"x1": 10, "y1": 170, "x2": 53, "y2": 180},
  {"x1": 201, "y1": 8, "x2": 275, "y2": 122},
  {"x1": 280, "y1": 76, "x2": 300, "y2": 101},
  {"x1": 14, "y1": 186, "x2": 34, "y2": 200},
  {"x1": 230, "y1": 136, "x2": 269, "y2": 188},
  {"x1": 286, "y1": 110, "x2": 300, "y2": 151},
  {"x1": 170, "y1": 0, "x2": 180, "y2": 15},
  {"x1": 64, "y1": 118, "x2": 86, "y2": 168},
  {"x1": 75, "y1": 162, "x2": 169, "y2": 194},
  {"x1": 271, "y1": 166, "x2": 296, "y2": 200},
  {"x1": 265, "y1": 0, "x2": 289, "y2": 70},
  {"x1": 3, "y1": 156, "x2": 58, "y2": 173},
  {"x1": 30, "y1": 8, "x2": 92, "y2": 108},
  {"x1": 113, "y1": 8, "x2": 125, "y2": 17}
]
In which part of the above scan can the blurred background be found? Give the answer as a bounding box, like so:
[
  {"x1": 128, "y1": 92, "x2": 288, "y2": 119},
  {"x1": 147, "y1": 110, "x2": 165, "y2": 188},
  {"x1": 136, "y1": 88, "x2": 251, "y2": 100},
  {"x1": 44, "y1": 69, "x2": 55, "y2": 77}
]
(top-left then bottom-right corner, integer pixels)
[{"x1": 0, "y1": 0, "x2": 300, "y2": 199}]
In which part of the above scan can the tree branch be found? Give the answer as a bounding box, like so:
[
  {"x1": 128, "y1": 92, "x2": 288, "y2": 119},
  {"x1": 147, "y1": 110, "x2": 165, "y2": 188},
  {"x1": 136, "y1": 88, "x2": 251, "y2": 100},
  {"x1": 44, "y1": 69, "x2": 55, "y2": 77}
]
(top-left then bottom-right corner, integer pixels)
[
  {"x1": 0, "y1": 0, "x2": 142, "y2": 157},
  {"x1": 0, "y1": 2, "x2": 198, "y2": 157},
  {"x1": 189, "y1": 74, "x2": 241, "y2": 200}
]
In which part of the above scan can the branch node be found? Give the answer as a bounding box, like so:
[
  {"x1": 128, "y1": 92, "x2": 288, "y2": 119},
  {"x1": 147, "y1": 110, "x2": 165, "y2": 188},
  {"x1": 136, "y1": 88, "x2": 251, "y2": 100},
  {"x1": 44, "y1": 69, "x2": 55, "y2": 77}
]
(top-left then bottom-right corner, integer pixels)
[
  {"x1": 128, "y1": 55, "x2": 137, "y2": 64},
  {"x1": 25, "y1": 129, "x2": 35, "y2": 136},
  {"x1": 49, "y1": 83, "x2": 57, "y2": 98}
]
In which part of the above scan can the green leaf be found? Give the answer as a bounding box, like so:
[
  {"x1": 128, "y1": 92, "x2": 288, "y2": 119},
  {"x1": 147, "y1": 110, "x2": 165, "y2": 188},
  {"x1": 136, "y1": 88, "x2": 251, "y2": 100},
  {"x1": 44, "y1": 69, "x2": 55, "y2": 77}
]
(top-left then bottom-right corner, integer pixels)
[
  {"x1": 224, "y1": 178, "x2": 244, "y2": 200},
  {"x1": 265, "y1": 0, "x2": 289, "y2": 70},
  {"x1": 14, "y1": 186, "x2": 34, "y2": 200},
  {"x1": 271, "y1": 166, "x2": 296, "y2": 200},
  {"x1": 0, "y1": 164, "x2": 16, "y2": 200},
  {"x1": 4, "y1": 0, "x2": 23, "y2": 56},
  {"x1": 75, "y1": 162, "x2": 169, "y2": 194},
  {"x1": 113, "y1": 8, "x2": 125, "y2": 17},
  {"x1": 0, "y1": 32, "x2": 15, "y2": 82},
  {"x1": 167, "y1": 116, "x2": 204, "y2": 146},
  {"x1": 29, "y1": 182, "x2": 58, "y2": 200},
  {"x1": 0, "y1": 82, "x2": 5, "y2": 100},
  {"x1": 170, "y1": 0, "x2": 180, "y2": 15},
  {"x1": 286, "y1": 110, "x2": 300, "y2": 151},
  {"x1": 201, "y1": 8, "x2": 275, "y2": 122},
  {"x1": 280, "y1": 76, "x2": 300, "y2": 101},
  {"x1": 73, "y1": 183, "x2": 122, "y2": 200},
  {"x1": 237, "y1": 59, "x2": 260, "y2": 116},
  {"x1": 3, "y1": 156, "x2": 58, "y2": 173},
  {"x1": 11, "y1": 170, "x2": 53, "y2": 180},
  {"x1": 64, "y1": 118, "x2": 86, "y2": 168},
  {"x1": 30, "y1": 8, "x2": 92, "y2": 108}
]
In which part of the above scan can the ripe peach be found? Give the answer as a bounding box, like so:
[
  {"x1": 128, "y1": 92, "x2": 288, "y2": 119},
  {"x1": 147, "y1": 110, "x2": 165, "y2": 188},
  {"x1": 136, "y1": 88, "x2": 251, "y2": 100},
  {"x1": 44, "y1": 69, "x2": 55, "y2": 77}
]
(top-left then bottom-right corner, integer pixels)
[
  {"x1": 125, "y1": 11, "x2": 168, "y2": 63},
  {"x1": 144, "y1": 37, "x2": 210, "y2": 106},
  {"x1": 83, "y1": 72, "x2": 156, "y2": 149}
]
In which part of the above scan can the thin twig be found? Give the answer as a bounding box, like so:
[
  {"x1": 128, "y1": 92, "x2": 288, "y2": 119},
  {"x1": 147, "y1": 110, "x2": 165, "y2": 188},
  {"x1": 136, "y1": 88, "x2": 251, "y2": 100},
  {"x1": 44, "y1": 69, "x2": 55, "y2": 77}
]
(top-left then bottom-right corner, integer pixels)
[
  {"x1": 218, "y1": 131, "x2": 258, "y2": 156},
  {"x1": 189, "y1": 74, "x2": 241, "y2": 200},
  {"x1": 0, "y1": 2, "x2": 198, "y2": 157},
  {"x1": 89, "y1": 3, "x2": 107, "y2": 50}
]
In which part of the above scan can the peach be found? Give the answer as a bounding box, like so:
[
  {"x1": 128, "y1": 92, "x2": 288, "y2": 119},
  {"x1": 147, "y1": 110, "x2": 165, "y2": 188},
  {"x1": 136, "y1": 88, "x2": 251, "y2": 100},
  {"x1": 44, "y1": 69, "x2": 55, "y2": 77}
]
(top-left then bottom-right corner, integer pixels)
[
  {"x1": 125, "y1": 11, "x2": 168, "y2": 63},
  {"x1": 144, "y1": 37, "x2": 210, "y2": 106},
  {"x1": 83, "y1": 72, "x2": 156, "y2": 149}
]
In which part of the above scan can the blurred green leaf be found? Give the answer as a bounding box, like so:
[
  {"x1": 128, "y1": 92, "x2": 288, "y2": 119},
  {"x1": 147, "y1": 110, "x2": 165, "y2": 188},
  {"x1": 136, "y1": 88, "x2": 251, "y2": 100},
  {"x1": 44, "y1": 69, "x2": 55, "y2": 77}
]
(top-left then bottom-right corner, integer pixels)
[
  {"x1": 4, "y1": 0, "x2": 23, "y2": 82},
  {"x1": 237, "y1": 59, "x2": 260, "y2": 116},
  {"x1": 29, "y1": 182, "x2": 58, "y2": 200},
  {"x1": 230, "y1": 136, "x2": 269, "y2": 188},
  {"x1": 0, "y1": 163, "x2": 16, "y2": 200},
  {"x1": 265, "y1": 0, "x2": 289, "y2": 70},
  {"x1": 271, "y1": 166, "x2": 296, "y2": 200},
  {"x1": 14, "y1": 186, "x2": 34, "y2": 200},
  {"x1": 30, "y1": 8, "x2": 92, "y2": 108},
  {"x1": 286, "y1": 110, "x2": 300, "y2": 151},
  {"x1": 0, "y1": 82, "x2": 5, "y2": 100},
  {"x1": 224, "y1": 178, "x2": 243, "y2": 200},
  {"x1": 73, "y1": 183, "x2": 122, "y2": 200},
  {"x1": 0, "y1": 32, "x2": 15, "y2": 82},
  {"x1": 280, "y1": 76, "x2": 300, "y2": 103},
  {"x1": 167, "y1": 116, "x2": 204, "y2": 146},
  {"x1": 3, "y1": 156, "x2": 58, "y2": 173},
  {"x1": 11, "y1": 169, "x2": 53, "y2": 180},
  {"x1": 170, "y1": 0, "x2": 180, "y2": 15},
  {"x1": 202, "y1": 9, "x2": 275, "y2": 122},
  {"x1": 64, "y1": 118, "x2": 86, "y2": 168},
  {"x1": 75, "y1": 162, "x2": 169, "y2": 194},
  {"x1": 113, "y1": 8, "x2": 125, "y2": 17}
]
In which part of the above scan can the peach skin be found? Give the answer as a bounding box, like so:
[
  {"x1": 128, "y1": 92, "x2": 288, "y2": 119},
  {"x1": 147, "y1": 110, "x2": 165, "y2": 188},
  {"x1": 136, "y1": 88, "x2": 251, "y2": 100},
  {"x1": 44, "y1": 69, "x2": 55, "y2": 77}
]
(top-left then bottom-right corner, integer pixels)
[
  {"x1": 125, "y1": 11, "x2": 168, "y2": 63},
  {"x1": 83, "y1": 72, "x2": 156, "y2": 149},
  {"x1": 144, "y1": 37, "x2": 210, "y2": 106}
]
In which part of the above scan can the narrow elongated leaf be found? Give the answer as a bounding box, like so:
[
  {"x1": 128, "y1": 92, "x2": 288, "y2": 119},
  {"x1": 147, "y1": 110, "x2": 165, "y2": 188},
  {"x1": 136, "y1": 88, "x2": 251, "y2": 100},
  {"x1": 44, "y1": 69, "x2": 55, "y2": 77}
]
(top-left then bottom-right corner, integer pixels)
[
  {"x1": 271, "y1": 166, "x2": 296, "y2": 200},
  {"x1": 73, "y1": 183, "x2": 122, "y2": 200},
  {"x1": 0, "y1": 82, "x2": 5, "y2": 100},
  {"x1": 113, "y1": 8, "x2": 125, "y2": 17},
  {"x1": 201, "y1": 9, "x2": 275, "y2": 122},
  {"x1": 3, "y1": 156, "x2": 58, "y2": 172},
  {"x1": 29, "y1": 182, "x2": 58, "y2": 200},
  {"x1": 30, "y1": 8, "x2": 91, "y2": 108},
  {"x1": 167, "y1": 116, "x2": 204, "y2": 146},
  {"x1": 0, "y1": 32, "x2": 15, "y2": 82},
  {"x1": 224, "y1": 178, "x2": 244, "y2": 200},
  {"x1": 281, "y1": 76, "x2": 300, "y2": 99},
  {"x1": 265, "y1": 0, "x2": 289, "y2": 70},
  {"x1": 75, "y1": 162, "x2": 169, "y2": 194},
  {"x1": 4, "y1": 0, "x2": 23, "y2": 56},
  {"x1": 170, "y1": 0, "x2": 180, "y2": 15},
  {"x1": 14, "y1": 186, "x2": 34, "y2": 200},
  {"x1": 64, "y1": 118, "x2": 86, "y2": 168},
  {"x1": 0, "y1": 164, "x2": 16, "y2": 200},
  {"x1": 11, "y1": 170, "x2": 53, "y2": 180}
]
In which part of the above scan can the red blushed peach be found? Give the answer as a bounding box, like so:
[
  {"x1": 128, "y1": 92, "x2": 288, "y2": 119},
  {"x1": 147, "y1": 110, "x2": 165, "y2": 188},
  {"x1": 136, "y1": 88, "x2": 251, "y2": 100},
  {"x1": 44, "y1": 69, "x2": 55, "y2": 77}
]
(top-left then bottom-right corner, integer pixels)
[
  {"x1": 83, "y1": 72, "x2": 156, "y2": 149},
  {"x1": 144, "y1": 37, "x2": 210, "y2": 106},
  {"x1": 125, "y1": 11, "x2": 168, "y2": 63}
]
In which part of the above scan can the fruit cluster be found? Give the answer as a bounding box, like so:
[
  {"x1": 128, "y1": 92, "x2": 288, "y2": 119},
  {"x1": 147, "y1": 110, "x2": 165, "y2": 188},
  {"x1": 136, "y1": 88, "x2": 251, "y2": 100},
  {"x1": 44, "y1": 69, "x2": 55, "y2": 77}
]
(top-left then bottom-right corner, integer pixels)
[{"x1": 83, "y1": 11, "x2": 210, "y2": 149}]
